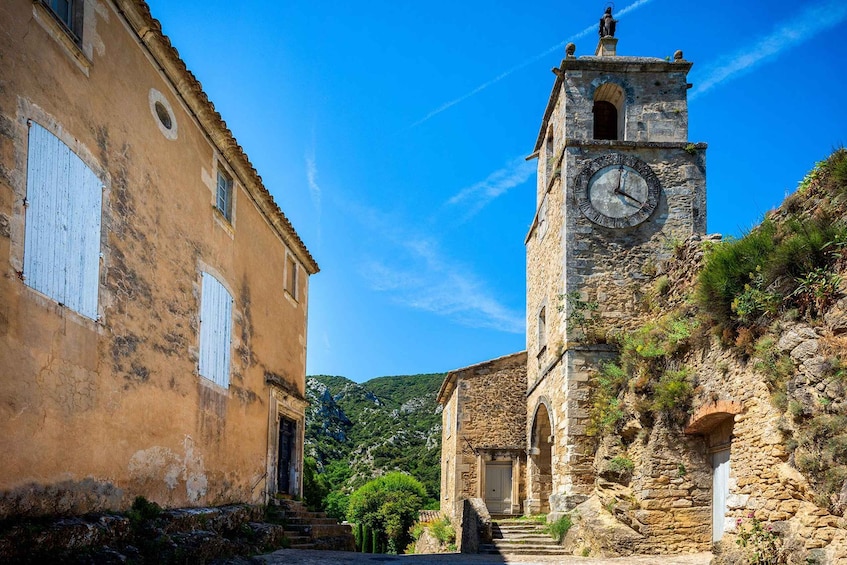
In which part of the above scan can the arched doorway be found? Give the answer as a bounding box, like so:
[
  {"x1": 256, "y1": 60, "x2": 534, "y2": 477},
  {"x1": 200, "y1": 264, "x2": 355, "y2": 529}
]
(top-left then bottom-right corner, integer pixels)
[
  {"x1": 528, "y1": 403, "x2": 553, "y2": 514},
  {"x1": 685, "y1": 400, "x2": 742, "y2": 542}
]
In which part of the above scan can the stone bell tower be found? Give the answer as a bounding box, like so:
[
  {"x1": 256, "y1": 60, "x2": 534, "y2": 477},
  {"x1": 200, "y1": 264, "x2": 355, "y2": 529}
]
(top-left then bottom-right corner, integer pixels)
[{"x1": 523, "y1": 9, "x2": 706, "y2": 515}]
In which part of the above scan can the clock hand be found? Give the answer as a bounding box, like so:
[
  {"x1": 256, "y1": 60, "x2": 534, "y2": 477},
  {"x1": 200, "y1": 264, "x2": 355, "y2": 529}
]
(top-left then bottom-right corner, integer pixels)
[{"x1": 614, "y1": 187, "x2": 644, "y2": 206}]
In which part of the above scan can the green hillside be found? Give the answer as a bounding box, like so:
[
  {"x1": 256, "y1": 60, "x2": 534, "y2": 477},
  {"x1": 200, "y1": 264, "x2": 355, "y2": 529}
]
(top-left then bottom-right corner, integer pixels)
[{"x1": 305, "y1": 373, "x2": 445, "y2": 512}]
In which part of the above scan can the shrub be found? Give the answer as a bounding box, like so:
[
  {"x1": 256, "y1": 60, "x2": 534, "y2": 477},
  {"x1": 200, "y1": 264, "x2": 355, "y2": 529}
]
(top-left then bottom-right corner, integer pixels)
[
  {"x1": 324, "y1": 490, "x2": 350, "y2": 521},
  {"x1": 607, "y1": 456, "x2": 635, "y2": 478},
  {"x1": 429, "y1": 516, "x2": 455, "y2": 545},
  {"x1": 303, "y1": 456, "x2": 331, "y2": 512},
  {"x1": 545, "y1": 515, "x2": 573, "y2": 544},
  {"x1": 697, "y1": 223, "x2": 780, "y2": 325},
  {"x1": 698, "y1": 206, "x2": 847, "y2": 334},
  {"x1": 791, "y1": 268, "x2": 842, "y2": 320},
  {"x1": 347, "y1": 472, "x2": 426, "y2": 554},
  {"x1": 127, "y1": 496, "x2": 161, "y2": 525},
  {"x1": 651, "y1": 367, "x2": 693, "y2": 419}
]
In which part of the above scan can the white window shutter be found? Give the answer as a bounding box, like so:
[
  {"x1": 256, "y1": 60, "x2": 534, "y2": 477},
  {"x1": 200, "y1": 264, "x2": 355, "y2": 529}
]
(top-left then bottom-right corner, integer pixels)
[
  {"x1": 199, "y1": 272, "x2": 232, "y2": 388},
  {"x1": 24, "y1": 122, "x2": 102, "y2": 320}
]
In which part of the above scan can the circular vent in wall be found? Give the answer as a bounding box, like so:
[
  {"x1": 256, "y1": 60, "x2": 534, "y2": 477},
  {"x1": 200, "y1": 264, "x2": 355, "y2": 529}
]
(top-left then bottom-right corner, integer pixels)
[{"x1": 149, "y1": 88, "x2": 178, "y2": 140}]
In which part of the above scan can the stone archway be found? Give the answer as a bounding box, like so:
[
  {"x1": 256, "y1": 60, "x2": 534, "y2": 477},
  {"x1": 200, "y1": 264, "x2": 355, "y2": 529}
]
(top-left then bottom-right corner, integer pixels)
[
  {"x1": 685, "y1": 400, "x2": 742, "y2": 542},
  {"x1": 527, "y1": 402, "x2": 553, "y2": 514}
]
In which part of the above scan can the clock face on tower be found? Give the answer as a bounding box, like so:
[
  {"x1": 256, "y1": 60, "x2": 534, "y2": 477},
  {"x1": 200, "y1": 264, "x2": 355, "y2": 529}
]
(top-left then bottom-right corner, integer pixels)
[{"x1": 575, "y1": 153, "x2": 661, "y2": 228}]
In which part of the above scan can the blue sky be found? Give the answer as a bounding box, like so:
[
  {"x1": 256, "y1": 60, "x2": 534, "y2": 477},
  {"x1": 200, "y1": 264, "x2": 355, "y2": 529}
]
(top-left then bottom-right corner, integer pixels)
[{"x1": 146, "y1": 0, "x2": 847, "y2": 382}]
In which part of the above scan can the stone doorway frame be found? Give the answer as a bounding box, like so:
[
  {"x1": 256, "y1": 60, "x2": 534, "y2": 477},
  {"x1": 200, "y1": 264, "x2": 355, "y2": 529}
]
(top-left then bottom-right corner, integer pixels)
[
  {"x1": 685, "y1": 399, "x2": 742, "y2": 543},
  {"x1": 266, "y1": 385, "x2": 307, "y2": 501},
  {"x1": 526, "y1": 399, "x2": 554, "y2": 515},
  {"x1": 478, "y1": 448, "x2": 523, "y2": 515}
]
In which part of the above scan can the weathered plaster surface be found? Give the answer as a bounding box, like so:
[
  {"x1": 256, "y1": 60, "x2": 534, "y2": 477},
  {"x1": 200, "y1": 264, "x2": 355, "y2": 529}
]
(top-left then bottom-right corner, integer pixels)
[{"x1": 0, "y1": 0, "x2": 313, "y2": 516}]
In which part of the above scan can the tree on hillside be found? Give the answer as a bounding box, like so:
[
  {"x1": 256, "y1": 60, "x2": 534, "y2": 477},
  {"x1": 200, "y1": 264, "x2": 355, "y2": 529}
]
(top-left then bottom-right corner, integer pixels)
[
  {"x1": 346, "y1": 472, "x2": 426, "y2": 554},
  {"x1": 302, "y1": 456, "x2": 330, "y2": 511}
]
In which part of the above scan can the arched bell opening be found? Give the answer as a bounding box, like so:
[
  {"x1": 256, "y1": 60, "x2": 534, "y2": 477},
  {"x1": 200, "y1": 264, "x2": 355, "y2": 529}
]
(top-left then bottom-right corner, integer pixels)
[{"x1": 593, "y1": 82, "x2": 625, "y2": 140}]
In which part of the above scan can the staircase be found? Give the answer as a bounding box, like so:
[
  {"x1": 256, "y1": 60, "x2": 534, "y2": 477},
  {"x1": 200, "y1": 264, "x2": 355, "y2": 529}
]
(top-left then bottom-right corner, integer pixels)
[
  {"x1": 480, "y1": 518, "x2": 570, "y2": 556},
  {"x1": 269, "y1": 498, "x2": 356, "y2": 551}
]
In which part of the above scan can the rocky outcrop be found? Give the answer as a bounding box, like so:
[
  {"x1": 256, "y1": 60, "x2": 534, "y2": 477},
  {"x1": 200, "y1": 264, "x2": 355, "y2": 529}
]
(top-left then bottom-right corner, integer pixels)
[{"x1": 0, "y1": 503, "x2": 289, "y2": 563}]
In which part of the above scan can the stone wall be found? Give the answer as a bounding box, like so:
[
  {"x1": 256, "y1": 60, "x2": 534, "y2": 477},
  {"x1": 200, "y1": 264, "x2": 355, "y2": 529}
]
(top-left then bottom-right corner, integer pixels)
[
  {"x1": 580, "y1": 235, "x2": 847, "y2": 561},
  {"x1": 438, "y1": 352, "x2": 527, "y2": 518},
  {"x1": 558, "y1": 58, "x2": 692, "y2": 144}
]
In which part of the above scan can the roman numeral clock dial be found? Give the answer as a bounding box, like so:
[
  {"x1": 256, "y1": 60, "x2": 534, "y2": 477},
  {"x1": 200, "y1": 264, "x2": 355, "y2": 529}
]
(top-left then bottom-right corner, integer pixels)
[{"x1": 575, "y1": 153, "x2": 661, "y2": 228}]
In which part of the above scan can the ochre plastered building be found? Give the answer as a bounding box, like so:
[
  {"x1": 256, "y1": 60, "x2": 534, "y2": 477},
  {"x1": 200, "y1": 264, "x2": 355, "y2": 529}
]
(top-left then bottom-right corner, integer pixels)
[{"x1": 0, "y1": 0, "x2": 317, "y2": 516}]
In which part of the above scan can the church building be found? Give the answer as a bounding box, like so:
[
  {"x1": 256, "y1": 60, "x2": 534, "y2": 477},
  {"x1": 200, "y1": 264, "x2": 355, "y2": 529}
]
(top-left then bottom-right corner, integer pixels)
[
  {"x1": 523, "y1": 20, "x2": 706, "y2": 517},
  {"x1": 439, "y1": 9, "x2": 712, "y2": 552},
  {"x1": 441, "y1": 10, "x2": 847, "y2": 561}
]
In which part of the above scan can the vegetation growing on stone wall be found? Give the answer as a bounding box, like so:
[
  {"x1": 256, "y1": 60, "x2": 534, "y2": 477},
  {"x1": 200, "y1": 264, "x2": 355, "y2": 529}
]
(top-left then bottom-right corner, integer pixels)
[
  {"x1": 735, "y1": 514, "x2": 782, "y2": 565},
  {"x1": 544, "y1": 515, "x2": 573, "y2": 544},
  {"x1": 790, "y1": 410, "x2": 847, "y2": 511},
  {"x1": 587, "y1": 362, "x2": 628, "y2": 436},
  {"x1": 692, "y1": 149, "x2": 847, "y2": 514},
  {"x1": 587, "y1": 311, "x2": 699, "y2": 436},
  {"x1": 606, "y1": 456, "x2": 635, "y2": 480},
  {"x1": 559, "y1": 291, "x2": 602, "y2": 341},
  {"x1": 697, "y1": 149, "x2": 847, "y2": 342},
  {"x1": 750, "y1": 336, "x2": 795, "y2": 410}
]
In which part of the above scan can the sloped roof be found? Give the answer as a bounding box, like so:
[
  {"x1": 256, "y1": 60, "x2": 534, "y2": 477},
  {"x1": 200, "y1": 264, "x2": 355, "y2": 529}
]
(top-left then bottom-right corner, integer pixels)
[{"x1": 117, "y1": 0, "x2": 318, "y2": 274}]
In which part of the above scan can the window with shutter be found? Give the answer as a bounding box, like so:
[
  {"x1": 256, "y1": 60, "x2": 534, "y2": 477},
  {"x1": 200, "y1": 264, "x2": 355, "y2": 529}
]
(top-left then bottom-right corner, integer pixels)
[
  {"x1": 284, "y1": 255, "x2": 298, "y2": 300},
  {"x1": 199, "y1": 272, "x2": 233, "y2": 388},
  {"x1": 24, "y1": 121, "x2": 102, "y2": 320},
  {"x1": 216, "y1": 170, "x2": 233, "y2": 222}
]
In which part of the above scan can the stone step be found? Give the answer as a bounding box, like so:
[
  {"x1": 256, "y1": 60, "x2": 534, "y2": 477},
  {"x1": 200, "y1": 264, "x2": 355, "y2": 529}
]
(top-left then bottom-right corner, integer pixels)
[
  {"x1": 493, "y1": 534, "x2": 554, "y2": 542},
  {"x1": 269, "y1": 500, "x2": 355, "y2": 551},
  {"x1": 491, "y1": 540, "x2": 562, "y2": 548},
  {"x1": 496, "y1": 525, "x2": 547, "y2": 532},
  {"x1": 310, "y1": 524, "x2": 355, "y2": 538},
  {"x1": 480, "y1": 543, "x2": 570, "y2": 555}
]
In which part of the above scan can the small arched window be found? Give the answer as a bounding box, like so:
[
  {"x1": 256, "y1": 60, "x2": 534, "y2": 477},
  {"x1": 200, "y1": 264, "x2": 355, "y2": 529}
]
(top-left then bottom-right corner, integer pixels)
[
  {"x1": 593, "y1": 82, "x2": 625, "y2": 140},
  {"x1": 593, "y1": 101, "x2": 617, "y2": 140},
  {"x1": 538, "y1": 305, "x2": 547, "y2": 348},
  {"x1": 544, "y1": 126, "x2": 554, "y2": 182}
]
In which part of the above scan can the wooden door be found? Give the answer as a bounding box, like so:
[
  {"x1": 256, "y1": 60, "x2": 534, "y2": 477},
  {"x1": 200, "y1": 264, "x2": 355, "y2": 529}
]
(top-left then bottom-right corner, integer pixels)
[
  {"x1": 278, "y1": 417, "x2": 296, "y2": 494},
  {"x1": 712, "y1": 449, "x2": 730, "y2": 542},
  {"x1": 485, "y1": 463, "x2": 513, "y2": 514}
]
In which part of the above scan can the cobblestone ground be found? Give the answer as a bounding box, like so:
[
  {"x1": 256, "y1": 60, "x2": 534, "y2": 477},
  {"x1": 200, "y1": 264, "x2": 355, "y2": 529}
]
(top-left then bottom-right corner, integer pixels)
[{"x1": 246, "y1": 549, "x2": 713, "y2": 565}]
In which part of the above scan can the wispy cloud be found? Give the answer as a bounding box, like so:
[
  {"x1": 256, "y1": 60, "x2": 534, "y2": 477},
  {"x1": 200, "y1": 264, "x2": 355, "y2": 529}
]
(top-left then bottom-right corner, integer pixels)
[
  {"x1": 690, "y1": 1, "x2": 847, "y2": 100},
  {"x1": 349, "y1": 202, "x2": 525, "y2": 333},
  {"x1": 447, "y1": 157, "x2": 535, "y2": 218},
  {"x1": 409, "y1": 0, "x2": 654, "y2": 128},
  {"x1": 305, "y1": 143, "x2": 323, "y2": 245},
  {"x1": 305, "y1": 152, "x2": 322, "y2": 211}
]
